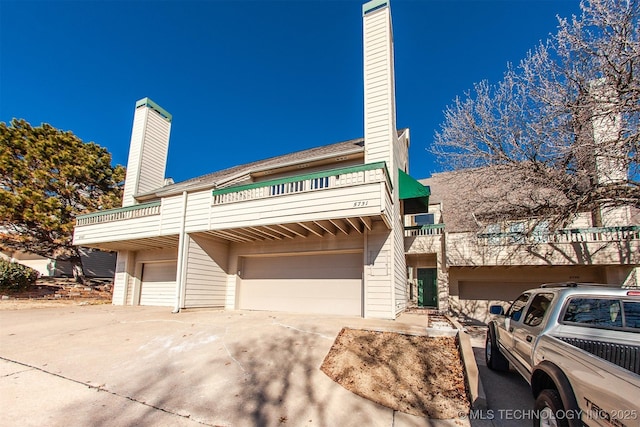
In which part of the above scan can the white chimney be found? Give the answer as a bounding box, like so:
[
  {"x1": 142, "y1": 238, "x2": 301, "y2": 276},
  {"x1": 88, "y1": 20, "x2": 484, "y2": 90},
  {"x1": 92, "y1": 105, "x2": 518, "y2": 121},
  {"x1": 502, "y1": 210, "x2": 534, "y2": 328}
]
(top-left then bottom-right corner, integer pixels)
[
  {"x1": 361, "y1": 0, "x2": 410, "y2": 319},
  {"x1": 121, "y1": 98, "x2": 172, "y2": 207},
  {"x1": 363, "y1": 0, "x2": 398, "y2": 175},
  {"x1": 589, "y1": 80, "x2": 630, "y2": 226}
]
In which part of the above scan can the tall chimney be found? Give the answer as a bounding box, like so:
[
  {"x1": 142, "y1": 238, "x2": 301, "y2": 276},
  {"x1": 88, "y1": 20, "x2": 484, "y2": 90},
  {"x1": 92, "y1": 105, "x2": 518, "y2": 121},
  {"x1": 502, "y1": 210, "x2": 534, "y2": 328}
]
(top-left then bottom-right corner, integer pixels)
[
  {"x1": 361, "y1": 0, "x2": 409, "y2": 319},
  {"x1": 590, "y1": 79, "x2": 626, "y2": 185},
  {"x1": 589, "y1": 79, "x2": 630, "y2": 226},
  {"x1": 363, "y1": 0, "x2": 398, "y2": 174},
  {"x1": 121, "y1": 98, "x2": 172, "y2": 207}
]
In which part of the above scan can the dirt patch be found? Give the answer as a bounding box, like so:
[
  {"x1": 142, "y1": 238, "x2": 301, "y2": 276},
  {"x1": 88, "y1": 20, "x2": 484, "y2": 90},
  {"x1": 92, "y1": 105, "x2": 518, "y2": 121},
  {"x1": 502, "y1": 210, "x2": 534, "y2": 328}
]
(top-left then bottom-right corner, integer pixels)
[
  {"x1": 0, "y1": 278, "x2": 112, "y2": 310},
  {"x1": 0, "y1": 299, "x2": 110, "y2": 310},
  {"x1": 320, "y1": 327, "x2": 470, "y2": 419}
]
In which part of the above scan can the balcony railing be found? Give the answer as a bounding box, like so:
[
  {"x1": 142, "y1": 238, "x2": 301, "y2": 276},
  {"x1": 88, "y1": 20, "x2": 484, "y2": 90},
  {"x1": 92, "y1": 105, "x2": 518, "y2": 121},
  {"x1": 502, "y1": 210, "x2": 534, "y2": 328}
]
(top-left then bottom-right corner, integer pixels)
[
  {"x1": 404, "y1": 223, "x2": 445, "y2": 237},
  {"x1": 212, "y1": 162, "x2": 391, "y2": 205},
  {"x1": 477, "y1": 225, "x2": 640, "y2": 245},
  {"x1": 75, "y1": 201, "x2": 161, "y2": 226}
]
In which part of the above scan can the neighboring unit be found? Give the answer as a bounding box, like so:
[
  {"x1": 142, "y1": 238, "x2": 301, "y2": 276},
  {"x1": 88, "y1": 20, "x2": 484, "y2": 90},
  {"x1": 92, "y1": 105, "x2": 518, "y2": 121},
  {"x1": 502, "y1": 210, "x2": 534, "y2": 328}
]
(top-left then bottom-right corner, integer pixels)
[
  {"x1": 486, "y1": 283, "x2": 640, "y2": 427},
  {"x1": 406, "y1": 171, "x2": 639, "y2": 322}
]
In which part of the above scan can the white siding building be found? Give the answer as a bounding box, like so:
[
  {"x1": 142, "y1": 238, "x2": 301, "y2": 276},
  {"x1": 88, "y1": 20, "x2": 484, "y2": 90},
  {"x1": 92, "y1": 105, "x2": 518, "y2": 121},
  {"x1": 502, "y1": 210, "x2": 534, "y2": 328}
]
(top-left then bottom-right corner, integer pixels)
[
  {"x1": 73, "y1": 0, "x2": 429, "y2": 319},
  {"x1": 73, "y1": 0, "x2": 638, "y2": 322}
]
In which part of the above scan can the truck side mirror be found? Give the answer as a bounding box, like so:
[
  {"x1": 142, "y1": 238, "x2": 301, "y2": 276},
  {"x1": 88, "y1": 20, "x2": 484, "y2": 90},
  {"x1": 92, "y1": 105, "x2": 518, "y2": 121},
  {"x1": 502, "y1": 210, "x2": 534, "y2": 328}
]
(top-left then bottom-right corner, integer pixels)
[{"x1": 489, "y1": 305, "x2": 504, "y2": 315}]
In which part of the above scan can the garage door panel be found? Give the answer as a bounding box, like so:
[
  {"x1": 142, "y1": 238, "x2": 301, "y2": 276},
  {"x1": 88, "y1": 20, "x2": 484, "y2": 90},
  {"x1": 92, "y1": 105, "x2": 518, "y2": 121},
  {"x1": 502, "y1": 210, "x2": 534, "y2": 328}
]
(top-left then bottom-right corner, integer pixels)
[
  {"x1": 242, "y1": 292, "x2": 361, "y2": 315},
  {"x1": 240, "y1": 253, "x2": 362, "y2": 316},
  {"x1": 242, "y1": 279, "x2": 361, "y2": 304},
  {"x1": 243, "y1": 255, "x2": 361, "y2": 280},
  {"x1": 459, "y1": 281, "x2": 539, "y2": 301},
  {"x1": 140, "y1": 261, "x2": 177, "y2": 307}
]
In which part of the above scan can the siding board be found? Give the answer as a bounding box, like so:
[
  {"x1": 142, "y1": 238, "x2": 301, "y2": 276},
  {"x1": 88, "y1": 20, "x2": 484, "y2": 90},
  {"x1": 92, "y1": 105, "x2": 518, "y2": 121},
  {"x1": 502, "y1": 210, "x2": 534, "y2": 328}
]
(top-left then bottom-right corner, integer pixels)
[
  {"x1": 207, "y1": 183, "x2": 383, "y2": 231},
  {"x1": 184, "y1": 235, "x2": 228, "y2": 308},
  {"x1": 160, "y1": 196, "x2": 183, "y2": 234}
]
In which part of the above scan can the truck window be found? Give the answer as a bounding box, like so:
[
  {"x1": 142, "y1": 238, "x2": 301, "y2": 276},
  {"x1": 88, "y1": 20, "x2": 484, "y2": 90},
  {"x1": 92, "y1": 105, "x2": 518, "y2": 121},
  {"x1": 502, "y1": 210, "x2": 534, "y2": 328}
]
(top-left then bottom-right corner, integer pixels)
[
  {"x1": 563, "y1": 298, "x2": 623, "y2": 328},
  {"x1": 523, "y1": 293, "x2": 554, "y2": 327},
  {"x1": 507, "y1": 293, "x2": 530, "y2": 322},
  {"x1": 622, "y1": 301, "x2": 640, "y2": 330}
]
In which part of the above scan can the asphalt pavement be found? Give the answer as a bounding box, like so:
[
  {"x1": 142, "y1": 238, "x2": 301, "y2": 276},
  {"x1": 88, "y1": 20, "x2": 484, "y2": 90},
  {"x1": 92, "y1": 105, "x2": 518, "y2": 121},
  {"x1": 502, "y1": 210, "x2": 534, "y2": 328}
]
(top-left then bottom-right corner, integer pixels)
[{"x1": 466, "y1": 326, "x2": 535, "y2": 427}]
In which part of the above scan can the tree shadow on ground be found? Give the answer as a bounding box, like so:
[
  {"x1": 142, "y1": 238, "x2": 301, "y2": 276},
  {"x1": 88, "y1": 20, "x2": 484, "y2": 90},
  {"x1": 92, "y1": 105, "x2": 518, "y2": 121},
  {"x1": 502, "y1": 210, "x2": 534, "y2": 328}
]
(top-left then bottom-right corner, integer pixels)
[{"x1": 54, "y1": 312, "x2": 379, "y2": 427}]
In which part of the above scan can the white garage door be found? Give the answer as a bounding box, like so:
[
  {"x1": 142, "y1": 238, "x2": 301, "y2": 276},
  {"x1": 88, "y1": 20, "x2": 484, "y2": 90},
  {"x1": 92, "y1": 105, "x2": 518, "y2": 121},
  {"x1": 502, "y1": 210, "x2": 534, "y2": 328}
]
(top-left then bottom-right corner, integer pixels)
[
  {"x1": 459, "y1": 281, "x2": 540, "y2": 301},
  {"x1": 140, "y1": 261, "x2": 177, "y2": 306},
  {"x1": 239, "y1": 252, "x2": 362, "y2": 316}
]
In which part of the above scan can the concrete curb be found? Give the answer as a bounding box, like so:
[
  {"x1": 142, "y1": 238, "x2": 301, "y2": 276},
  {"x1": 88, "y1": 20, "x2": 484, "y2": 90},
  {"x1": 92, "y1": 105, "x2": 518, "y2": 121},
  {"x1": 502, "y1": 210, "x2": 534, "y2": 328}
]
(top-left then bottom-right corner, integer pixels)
[{"x1": 446, "y1": 315, "x2": 488, "y2": 410}]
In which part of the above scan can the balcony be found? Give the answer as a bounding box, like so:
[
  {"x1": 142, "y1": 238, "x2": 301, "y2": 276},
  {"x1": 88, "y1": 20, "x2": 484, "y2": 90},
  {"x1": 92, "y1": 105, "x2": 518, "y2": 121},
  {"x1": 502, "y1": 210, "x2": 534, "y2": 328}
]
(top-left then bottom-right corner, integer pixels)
[
  {"x1": 74, "y1": 162, "x2": 394, "y2": 250},
  {"x1": 476, "y1": 225, "x2": 640, "y2": 245},
  {"x1": 404, "y1": 224, "x2": 445, "y2": 237},
  {"x1": 75, "y1": 201, "x2": 161, "y2": 226},
  {"x1": 73, "y1": 200, "x2": 178, "y2": 251},
  {"x1": 448, "y1": 225, "x2": 640, "y2": 266},
  {"x1": 211, "y1": 162, "x2": 391, "y2": 205},
  {"x1": 206, "y1": 162, "x2": 393, "y2": 241},
  {"x1": 405, "y1": 224, "x2": 445, "y2": 254}
]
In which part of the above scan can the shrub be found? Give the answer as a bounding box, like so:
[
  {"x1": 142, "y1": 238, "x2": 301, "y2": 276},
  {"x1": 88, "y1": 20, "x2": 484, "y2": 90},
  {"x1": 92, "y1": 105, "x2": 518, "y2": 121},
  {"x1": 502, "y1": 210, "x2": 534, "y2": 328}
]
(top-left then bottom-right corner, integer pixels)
[{"x1": 0, "y1": 259, "x2": 39, "y2": 292}]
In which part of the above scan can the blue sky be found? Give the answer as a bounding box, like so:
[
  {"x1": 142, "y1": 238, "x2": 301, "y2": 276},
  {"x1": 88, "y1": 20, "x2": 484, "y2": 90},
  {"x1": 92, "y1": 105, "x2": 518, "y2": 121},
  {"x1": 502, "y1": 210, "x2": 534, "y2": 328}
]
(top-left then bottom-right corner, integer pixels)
[{"x1": 1, "y1": 0, "x2": 582, "y2": 182}]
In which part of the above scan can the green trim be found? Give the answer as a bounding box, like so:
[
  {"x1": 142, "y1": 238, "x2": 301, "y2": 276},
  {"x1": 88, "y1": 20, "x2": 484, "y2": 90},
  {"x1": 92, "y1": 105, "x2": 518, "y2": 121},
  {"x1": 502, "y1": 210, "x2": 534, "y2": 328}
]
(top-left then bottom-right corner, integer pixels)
[
  {"x1": 212, "y1": 162, "x2": 391, "y2": 196},
  {"x1": 135, "y1": 97, "x2": 173, "y2": 122},
  {"x1": 363, "y1": 0, "x2": 388, "y2": 15},
  {"x1": 556, "y1": 225, "x2": 640, "y2": 234},
  {"x1": 404, "y1": 224, "x2": 445, "y2": 231},
  {"x1": 76, "y1": 201, "x2": 161, "y2": 220}
]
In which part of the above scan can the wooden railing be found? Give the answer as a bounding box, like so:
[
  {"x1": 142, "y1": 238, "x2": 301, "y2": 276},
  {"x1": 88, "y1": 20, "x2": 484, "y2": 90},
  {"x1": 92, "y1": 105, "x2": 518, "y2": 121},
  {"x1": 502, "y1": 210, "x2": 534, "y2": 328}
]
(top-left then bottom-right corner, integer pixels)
[
  {"x1": 211, "y1": 162, "x2": 391, "y2": 205},
  {"x1": 75, "y1": 201, "x2": 161, "y2": 226},
  {"x1": 404, "y1": 224, "x2": 445, "y2": 237}
]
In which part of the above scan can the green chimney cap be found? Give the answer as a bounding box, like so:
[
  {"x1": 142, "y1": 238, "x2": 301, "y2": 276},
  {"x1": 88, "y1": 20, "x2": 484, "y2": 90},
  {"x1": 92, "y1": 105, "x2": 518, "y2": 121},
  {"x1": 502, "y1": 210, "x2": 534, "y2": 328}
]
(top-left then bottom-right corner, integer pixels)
[
  {"x1": 363, "y1": 0, "x2": 388, "y2": 15},
  {"x1": 135, "y1": 97, "x2": 172, "y2": 122}
]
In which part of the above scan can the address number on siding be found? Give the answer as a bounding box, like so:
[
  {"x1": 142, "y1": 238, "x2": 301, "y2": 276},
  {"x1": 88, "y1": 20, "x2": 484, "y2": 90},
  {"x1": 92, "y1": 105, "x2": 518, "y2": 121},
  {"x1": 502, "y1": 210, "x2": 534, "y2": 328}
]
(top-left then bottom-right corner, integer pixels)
[{"x1": 353, "y1": 201, "x2": 369, "y2": 207}]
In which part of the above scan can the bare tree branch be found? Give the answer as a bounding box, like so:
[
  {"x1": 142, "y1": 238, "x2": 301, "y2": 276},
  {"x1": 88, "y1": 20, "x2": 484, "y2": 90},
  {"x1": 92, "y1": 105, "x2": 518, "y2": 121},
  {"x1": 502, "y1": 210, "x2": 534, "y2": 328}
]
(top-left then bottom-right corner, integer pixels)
[{"x1": 432, "y1": 0, "x2": 639, "y2": 231}]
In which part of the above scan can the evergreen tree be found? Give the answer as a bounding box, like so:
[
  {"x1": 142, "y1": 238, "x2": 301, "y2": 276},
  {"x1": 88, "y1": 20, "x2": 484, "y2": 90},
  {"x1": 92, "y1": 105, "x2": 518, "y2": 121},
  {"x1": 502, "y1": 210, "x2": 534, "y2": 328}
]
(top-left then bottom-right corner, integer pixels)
[{"x1": 0, "y1": 119, "x2": 125, "y2": 275}]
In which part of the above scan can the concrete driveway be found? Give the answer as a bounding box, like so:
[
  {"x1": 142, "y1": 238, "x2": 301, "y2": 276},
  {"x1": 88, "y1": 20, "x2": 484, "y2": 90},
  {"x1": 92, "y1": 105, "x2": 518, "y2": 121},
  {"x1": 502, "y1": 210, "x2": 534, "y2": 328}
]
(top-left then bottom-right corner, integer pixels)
[{"x1": 0, "y1": 305, "x2": 467, "y2": 427}]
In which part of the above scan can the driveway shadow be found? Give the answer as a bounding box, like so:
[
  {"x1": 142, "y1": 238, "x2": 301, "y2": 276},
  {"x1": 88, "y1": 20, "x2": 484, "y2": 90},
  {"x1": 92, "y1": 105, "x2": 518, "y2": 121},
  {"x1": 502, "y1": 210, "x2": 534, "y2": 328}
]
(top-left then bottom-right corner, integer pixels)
[
  {"x1": 470, "y1": 332, "x2": 534, "y2": 427},
  {"x1": 44, "y1": 310, "x2": 388, "y2": 427}
]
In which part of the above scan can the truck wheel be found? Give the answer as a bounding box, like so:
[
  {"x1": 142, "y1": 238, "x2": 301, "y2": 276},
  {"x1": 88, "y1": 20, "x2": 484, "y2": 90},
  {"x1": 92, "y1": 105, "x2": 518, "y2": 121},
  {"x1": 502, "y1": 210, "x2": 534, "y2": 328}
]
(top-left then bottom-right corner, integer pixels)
[
  {"x1": 485, "y1": 324, "x2": 509, "y2": 371},
  {"x1": 534, "y1": 389, "x2": 568, "y2": 427}
]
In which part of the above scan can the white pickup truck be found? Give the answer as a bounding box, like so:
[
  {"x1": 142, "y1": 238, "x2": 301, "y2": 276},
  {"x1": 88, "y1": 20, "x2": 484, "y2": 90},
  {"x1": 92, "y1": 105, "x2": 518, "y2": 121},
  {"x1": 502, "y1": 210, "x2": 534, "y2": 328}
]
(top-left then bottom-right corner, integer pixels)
[{"x1": 486, "y1": 283, "x2": 640, "y2": 427}]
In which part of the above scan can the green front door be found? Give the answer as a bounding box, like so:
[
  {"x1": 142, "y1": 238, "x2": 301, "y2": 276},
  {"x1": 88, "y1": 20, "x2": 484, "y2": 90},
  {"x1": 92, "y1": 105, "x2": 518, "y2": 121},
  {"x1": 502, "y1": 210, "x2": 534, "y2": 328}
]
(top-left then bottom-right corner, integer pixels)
[{"x1": 417, "y1": 268, "x2": 438, "y2": 308}]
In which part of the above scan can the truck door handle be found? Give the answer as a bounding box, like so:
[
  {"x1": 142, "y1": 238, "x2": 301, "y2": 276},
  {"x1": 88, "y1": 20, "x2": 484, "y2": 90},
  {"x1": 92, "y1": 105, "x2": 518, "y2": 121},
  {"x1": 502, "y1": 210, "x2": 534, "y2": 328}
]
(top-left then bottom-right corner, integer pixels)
[{"x1": 526, "y1": 335, "x2": 533, "y2": 342}]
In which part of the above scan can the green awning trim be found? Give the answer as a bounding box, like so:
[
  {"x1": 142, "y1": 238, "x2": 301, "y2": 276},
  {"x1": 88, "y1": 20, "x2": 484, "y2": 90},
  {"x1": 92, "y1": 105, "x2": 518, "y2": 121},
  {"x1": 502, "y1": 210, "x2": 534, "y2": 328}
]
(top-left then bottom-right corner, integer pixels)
[
  {"x1": 398, "y1": 169, "x2": 430, "y2": 214},
  {"x1": 398, "y1": 169, "x2": 430, "y2": 200}
]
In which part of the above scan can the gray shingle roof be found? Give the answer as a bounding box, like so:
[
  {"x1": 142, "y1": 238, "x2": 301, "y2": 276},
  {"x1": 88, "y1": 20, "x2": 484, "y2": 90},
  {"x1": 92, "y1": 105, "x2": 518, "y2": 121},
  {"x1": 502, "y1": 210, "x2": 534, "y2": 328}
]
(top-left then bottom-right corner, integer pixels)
[
  {"x1": 421, "y1": 167, "x2": 640, "y2": 232},
  {"x1": 420, "y1": 167, "x2": 567, "y2": 232},
  {"x1": 137, "y1": 136, "x2": 366, "y2": 199},
  {"x1": 136, "y1": 129, "x2": 409, "y2": 200}
]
